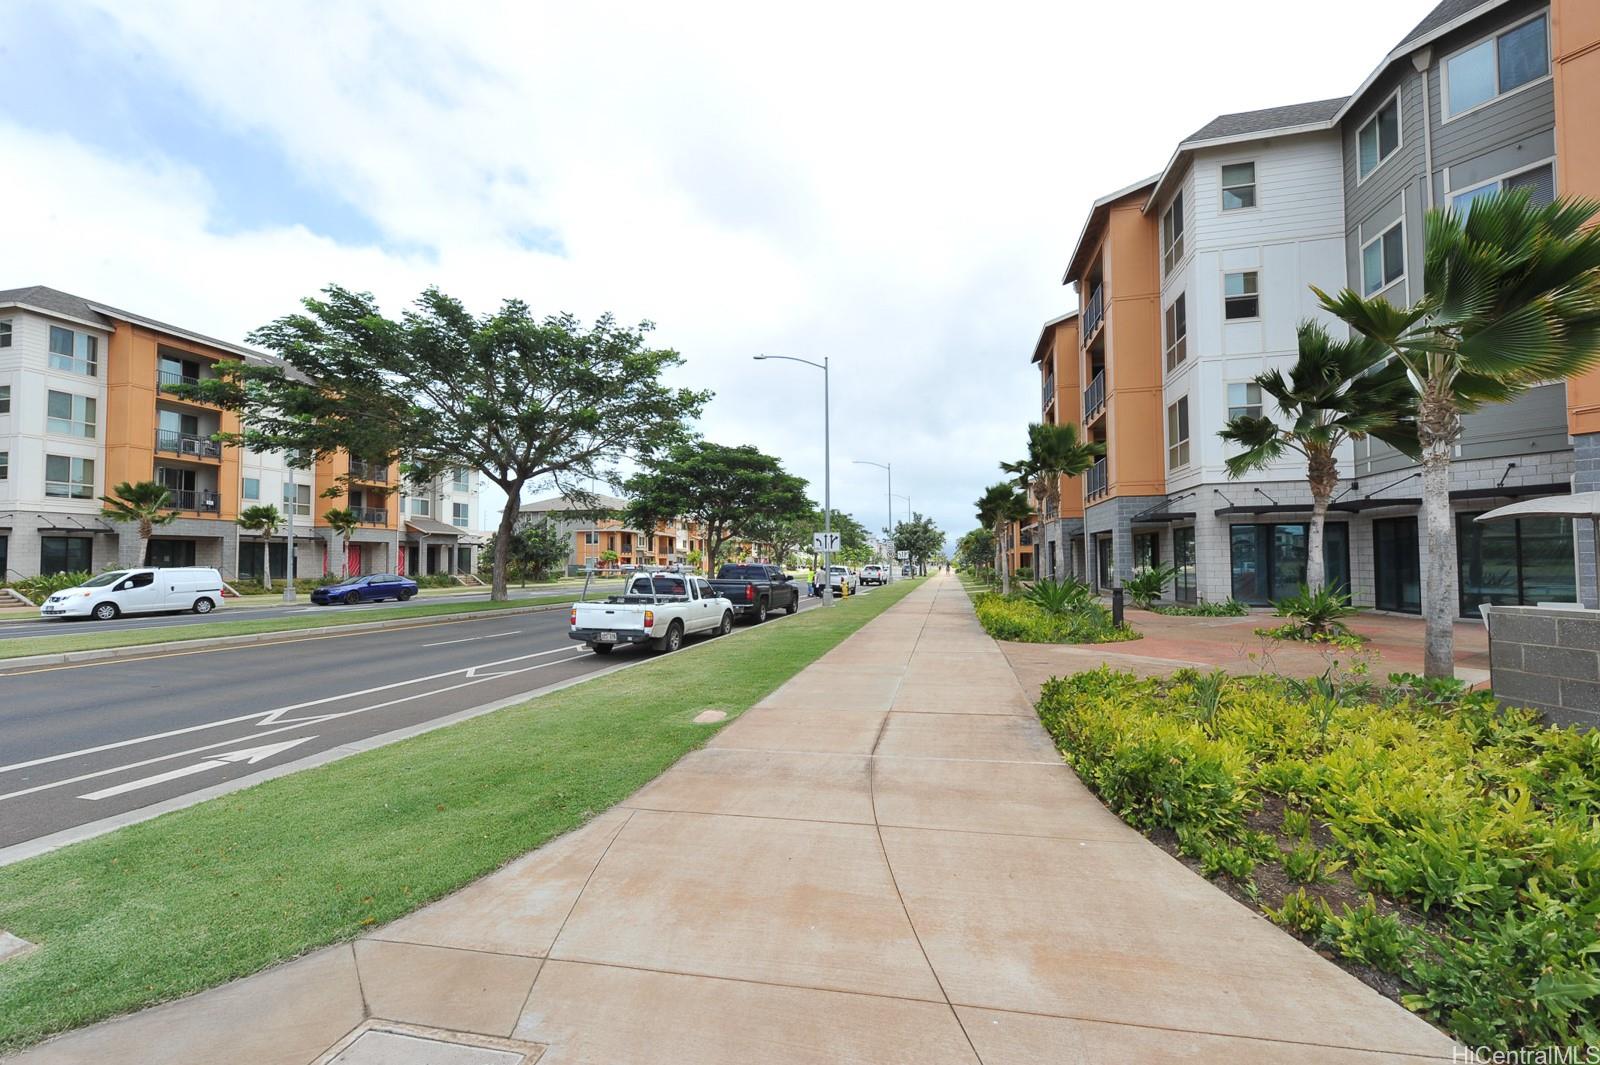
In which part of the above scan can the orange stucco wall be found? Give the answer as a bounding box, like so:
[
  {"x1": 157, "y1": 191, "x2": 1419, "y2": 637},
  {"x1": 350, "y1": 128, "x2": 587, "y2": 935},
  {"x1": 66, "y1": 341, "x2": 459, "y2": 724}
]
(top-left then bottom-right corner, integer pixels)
[
  {"x1": 1556, "y1": 0, "x2": 1600, "y2": 434},
  {"x1": 1048, "y1": 318, "x2": 1086, "y2": 518},
  {"x1": 1102, "y1": 201, "x2": 1165, "y2": 499}
]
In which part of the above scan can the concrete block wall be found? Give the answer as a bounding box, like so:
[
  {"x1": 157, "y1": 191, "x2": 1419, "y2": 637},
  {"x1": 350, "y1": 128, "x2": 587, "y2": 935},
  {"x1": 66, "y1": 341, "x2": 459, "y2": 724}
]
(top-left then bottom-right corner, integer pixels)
[
  {"x1": 1575, "y1": 433, "x2": 1599, "y2": 609},
  {"x1": 1489, "y1": 605, "x2": 1600, "y2": 729}
]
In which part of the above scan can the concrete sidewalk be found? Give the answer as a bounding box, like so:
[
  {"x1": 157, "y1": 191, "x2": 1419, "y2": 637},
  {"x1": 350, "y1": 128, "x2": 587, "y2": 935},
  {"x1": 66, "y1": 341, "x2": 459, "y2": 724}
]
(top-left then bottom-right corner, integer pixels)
[{"x1": 10, "y1": 573, "x2": 1457, "y2": 1064}]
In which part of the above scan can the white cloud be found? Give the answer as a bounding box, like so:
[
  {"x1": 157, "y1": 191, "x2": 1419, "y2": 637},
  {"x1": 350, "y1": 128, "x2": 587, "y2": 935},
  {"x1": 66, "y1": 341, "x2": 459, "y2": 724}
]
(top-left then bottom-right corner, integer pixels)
[{"x1": 9, "y1": 0, "x2": 1434, "y2": 542}]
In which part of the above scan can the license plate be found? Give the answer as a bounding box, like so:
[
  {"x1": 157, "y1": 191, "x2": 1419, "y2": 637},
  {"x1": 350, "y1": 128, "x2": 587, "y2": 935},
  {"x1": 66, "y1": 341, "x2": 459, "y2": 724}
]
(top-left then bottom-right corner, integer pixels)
[
  {"x1": 42, "y1": 608, "x2": 62, "y2": 615},
  {"x1": 598, "y1": 631, "x2": 618, "y2": 643}
]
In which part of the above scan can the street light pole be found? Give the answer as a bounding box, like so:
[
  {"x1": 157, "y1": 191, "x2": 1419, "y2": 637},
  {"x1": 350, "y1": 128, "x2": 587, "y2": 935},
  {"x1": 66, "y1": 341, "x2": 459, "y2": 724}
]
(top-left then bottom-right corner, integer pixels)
[
  {"x1": 852, "y1": 459, "x2": 892, "y2": 582},
  {"x1": 754, "y1": 354, "x2": 833, "y2": 605}
]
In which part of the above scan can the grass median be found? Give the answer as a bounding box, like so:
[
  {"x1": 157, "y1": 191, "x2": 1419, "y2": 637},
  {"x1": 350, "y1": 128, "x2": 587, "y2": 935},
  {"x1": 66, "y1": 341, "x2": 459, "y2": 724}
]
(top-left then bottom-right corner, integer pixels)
[
  {"x1": 0, "y1": 577, "x2": 925, "y2": 1050},
  {"x1": 0, "y1": 596, "x2": 571, "y2": 661}
]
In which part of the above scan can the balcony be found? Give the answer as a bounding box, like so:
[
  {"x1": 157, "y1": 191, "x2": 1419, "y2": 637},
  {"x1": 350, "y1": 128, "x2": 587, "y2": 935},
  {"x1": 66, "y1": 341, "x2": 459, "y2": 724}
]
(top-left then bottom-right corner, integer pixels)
[
  {"x1": 353, "y1": 506, "x2": 389, "y2": 525},
  {"x1": 1083, "y1": 371, "x2": 1106, "y2": 420},
  {"x1": 349, "y1": 459, "x2": 390, "y2": 483},
  {"x1": 162, "y1": 488, "x2": 220, "y2": 514},
  {"x1": 157, "y1": 369, "x2": 200, "y2": 391},
  {"x1": 1085, "y1": 457, "x2": 1108, "y2": 500},
  {"x1": 1041, "y1": 371, "x2": 1055, "y2": 411},
  {"x1": 1081, "y1": 285, "x2": 1105, "y2": 346},
  {"x1": 155, "y1": 429, "x2": 222, "y2": 459}
]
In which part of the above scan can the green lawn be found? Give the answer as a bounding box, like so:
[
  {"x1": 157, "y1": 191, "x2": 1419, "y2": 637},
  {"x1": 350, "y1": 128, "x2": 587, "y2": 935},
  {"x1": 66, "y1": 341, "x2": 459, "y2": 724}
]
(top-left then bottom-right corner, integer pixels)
[
  {"x1": 0, "y1": 578, "x2": 924, "y2": 1050},
  {"x1": 0, "y1": 597, "x2": 573, "y2": 662}
]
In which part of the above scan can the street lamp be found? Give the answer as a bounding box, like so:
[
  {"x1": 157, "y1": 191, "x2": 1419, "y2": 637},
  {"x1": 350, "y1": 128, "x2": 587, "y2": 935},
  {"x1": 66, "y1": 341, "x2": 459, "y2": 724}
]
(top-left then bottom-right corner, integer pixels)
[
  {"x1": 753, "y1": 354, "x2": 833, "y2": 605},
  {"x1": 891, "y1": 493, "x2": 912, "y2": 522},
  {"x1": 852, "y1": 459, "x2": 892, "y2": 581}
]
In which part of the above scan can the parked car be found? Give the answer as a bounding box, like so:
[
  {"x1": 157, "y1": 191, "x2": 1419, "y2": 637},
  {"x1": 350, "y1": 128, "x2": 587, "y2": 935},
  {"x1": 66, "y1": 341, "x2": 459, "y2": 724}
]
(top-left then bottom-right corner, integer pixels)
[
  {"x1": 901, "y1": 565, "x2": 914, "y2": 577},
  {"x1": 708, "y1": 563, "x2": 801, "y2": 623},
  {"x1": 824, "y1": 565, "x2": 860, "y2": 595},
  {"x1": 39, "y1": 567, "x2": 227, "y2": 621},
  {"x1": 860, "y1": 564, "x2": 889, "y2": 586},
  {"x1": 570, "y1": 572, "x2": 733, "y2": 654},
  {"x1": 310, "y1": 573, "x2": 419, "y2": 605}
]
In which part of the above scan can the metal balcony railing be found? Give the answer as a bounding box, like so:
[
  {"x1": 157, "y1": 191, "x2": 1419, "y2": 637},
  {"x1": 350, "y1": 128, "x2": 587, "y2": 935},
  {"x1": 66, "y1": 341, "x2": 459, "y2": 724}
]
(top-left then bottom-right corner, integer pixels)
[
  {"x1": 349, "y1": 460, "x2": 390, "y2": 483},
  {"x1": 353, "y1": 506, "x2": 389, "y2": 524},
  {"x1": 1083, "y1": 371, "x2": 1106, "y2": 418},
  {"x1": 157, "y1": 369, "x2": 201, "y2": 391},
  {"x1": 162, "y1": 488, "x2": 220, "y2": 513},
  {"x1": 1085, "y1": 457, "x2": 1108, "y2": 500},
  {"x1": 1081, "y1": 285, "x2": 1105, "y2": 345},
  {"x1": 1042, "y1": 372, "x2": 1055, "y2": 409},
  {"x1": 155, "y1": 429, "x2": 221, "y2": 458}
]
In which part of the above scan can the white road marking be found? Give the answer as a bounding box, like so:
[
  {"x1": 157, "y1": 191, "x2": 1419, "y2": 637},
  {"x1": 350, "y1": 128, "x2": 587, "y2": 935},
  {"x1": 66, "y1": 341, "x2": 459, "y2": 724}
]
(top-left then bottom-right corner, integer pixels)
[
  {"x1": 421, "y1": 630, "x2": 522, "y2": 648},
  {"x1": 78, "y1": 738, "x2": 316, "y2": 801}
]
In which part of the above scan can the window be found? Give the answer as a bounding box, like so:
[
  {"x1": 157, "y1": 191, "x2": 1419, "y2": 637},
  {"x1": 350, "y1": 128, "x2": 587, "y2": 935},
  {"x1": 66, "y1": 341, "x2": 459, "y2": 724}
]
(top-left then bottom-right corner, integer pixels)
[
  {"x1": 1164, "y1": 293, "x2": 1187, "y2": 371},
  {"x1": 282, "y1": 482, "x2": 311, "y2": 517},
  {"x1": 0, "y1": 385, "x2": 9, "y2": 413},
  {"x1": 1133, "y1": 532, "x2": 1159, "y2": 572},
  {"x1": 1161, "y1": 190, "x2": 1185, "y2": 274},
  {"x1": 584, "y1": 530, "x2": 599, "y2": 545},
  {"x1": 1457, "y1": 512, "x2": 1575, "y2": 616},
  {"x1": 242, "y1": 477, "x2": 260, "y2": 500},
  {"x1": 1451, "y1": 162, "x2": 1556, "y2": 217},
  {"x1": 0, "y1": 451, "x2": 8, "y2": 480},
  {"x1": 1221, "y1": 162, "x2": 1256, "y2": 210},
  {"x1": 1361, "y1": 222, "x2": 1405, "y2": 295},
  {"x1": 0, "y1": 321, "x2": 11, "y2": 348},
  {"x1": 1166, "y1": 397, "x2": 1190, "y2": 469},
  {"x1": 40, "y1": 536, "x2": 92, "y2": 575},
  {"x1": 452, "y1": 502, "x2": 469, "y2": 528},
  {"x1": 44, "y1": 455, "x2": 94, "y2": 498},
  {"x1": 410, "y1": 497, "x2": 431, "y2": 517},
  {"x1": 46, "y1": 390, "x2": 96, "y2": 438},
  {"x1": 47, "y1": 326, "x2": 98, "y2": 376},
  {"x1": 1224, "y1": 271, "x2": 1259, "y2": 320},
  {"x1": 1227, "y1": 382, "x2": 1262, "y2": 420},
  {"x1": 1444, "y1": 14, "x2": 1548, "y2": 119},
  {"x1": 1173, "y1": 527, "x2": 1197, "y2": 602},
  {"x1": 146, "y1": 539, "x2": 197, "y2": 568},
  {"x1": 157, "y1": 353, "x2": 201, "y2": 389},
  {"x1": 1230, "y1": 523, "x2": 1349, "y2": 604},
  {"x1": 1357, "y1": 94, "x2": 1401, "y2": 179},
  {"x1": 452, "y1": 469, "x2": 470, "y2": 492}
]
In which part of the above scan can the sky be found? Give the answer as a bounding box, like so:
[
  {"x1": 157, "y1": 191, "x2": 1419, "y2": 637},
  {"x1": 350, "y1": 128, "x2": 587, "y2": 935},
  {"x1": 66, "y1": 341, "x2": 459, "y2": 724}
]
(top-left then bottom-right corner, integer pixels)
[{"x1": 1, "y1": 0, "x2": 1442, "y2": 545}]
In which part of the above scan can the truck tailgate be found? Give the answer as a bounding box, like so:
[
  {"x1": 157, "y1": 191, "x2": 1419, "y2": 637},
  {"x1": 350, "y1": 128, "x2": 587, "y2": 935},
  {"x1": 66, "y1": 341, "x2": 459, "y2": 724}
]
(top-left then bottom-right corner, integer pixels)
[{"x1": 574, "y1": 602, "x2": 650, "y2": 630}]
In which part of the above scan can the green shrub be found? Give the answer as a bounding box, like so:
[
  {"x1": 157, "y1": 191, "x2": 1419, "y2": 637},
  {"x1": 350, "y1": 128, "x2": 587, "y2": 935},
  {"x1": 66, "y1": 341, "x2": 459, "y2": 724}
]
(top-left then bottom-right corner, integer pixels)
[
  {"x1": 1125, "y1": 564, "x2": 1177, "y2": 609},
  {"x1": 1022, "y1": 577, "x2": 1094, "y2": 616},
  {"x1": 974, "y1": 593, "x2": 1137, "y2": 645},
  {"x1": 1151, "y1": 599, "x2": 1250, "y2": 617},
  {"x1": 4, "y1": 571, "x2": 92, "y2": 603},
  {"x1": 1268, "y1": 584, "x2": 1357, "y2": 639},
  {"x1": 1012, "y1": 566, "x2": 1034, "y2": 582},
  {"x1": 1036, "y1": 668, "x2": 1600, "y2": 1049}
]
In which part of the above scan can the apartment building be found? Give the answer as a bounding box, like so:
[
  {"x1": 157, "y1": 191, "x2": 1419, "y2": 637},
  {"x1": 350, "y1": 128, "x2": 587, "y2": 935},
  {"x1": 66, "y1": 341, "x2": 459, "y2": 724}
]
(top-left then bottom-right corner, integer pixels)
[
  {"x1": 0, "y1": 285, "x2": 480, "y2": 582},
  {"x1": 519, "y1": 494, "x2": 705, "y2": 574},
  {"x1": 1029, "y1": 312, "x2": 1083, "y2": 580},
  {"x1": 1037, "y1": 0, "x2": 1588, "y2": 617}
]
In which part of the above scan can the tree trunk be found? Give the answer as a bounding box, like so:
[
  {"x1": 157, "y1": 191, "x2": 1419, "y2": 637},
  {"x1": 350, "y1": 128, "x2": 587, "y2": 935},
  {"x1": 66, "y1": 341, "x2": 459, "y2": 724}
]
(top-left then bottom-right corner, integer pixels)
[
  {"x1": 491, "y1": 484, "x2": 524, "y2": 602},
  {"x1": 1418, "y1": 385, "x2": 1462, "y2": 679},
  {"x1": 997, "y1": 523, "x2": 1011, "y2": 596},
  {"x1": 1305, "y1": 447, "x2": 1338, "y2": 593},
  {"x1": 263, "y1": 538, "x2": 273, "y2": 592}
]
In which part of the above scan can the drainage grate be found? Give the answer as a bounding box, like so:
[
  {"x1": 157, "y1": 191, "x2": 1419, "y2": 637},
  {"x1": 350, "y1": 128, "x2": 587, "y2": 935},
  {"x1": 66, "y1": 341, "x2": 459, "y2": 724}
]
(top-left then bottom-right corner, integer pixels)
[{"x1": 317, "y1": 1023, "x2": 544, "y2": 1065}]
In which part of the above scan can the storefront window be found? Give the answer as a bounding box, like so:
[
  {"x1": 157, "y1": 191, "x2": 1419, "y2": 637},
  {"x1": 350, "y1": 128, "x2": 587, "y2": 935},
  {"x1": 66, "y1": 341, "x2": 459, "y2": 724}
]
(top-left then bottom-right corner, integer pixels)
[
  {"x1": 1230, "y1": 523, "x2": 1348, "y2": 604},
  {"x1": 1133, "y1": 532, "x2": 1158, "y2": 571},
  {"x1": 1373, "y1": 517, "x2": 1421, "y2": 613},
  {"x1": 1173, "y1": 527, "x2": 1196, "y2": 602},
  {"x1": 146, "y1": 539, "x2": 198, "y2": 568},
  {"x1": 1457, "y1": 513, "x2": 1575, "y2": 615},
  {"x1": 40, "y1": 536, "x2": 92, "y2": 575}
]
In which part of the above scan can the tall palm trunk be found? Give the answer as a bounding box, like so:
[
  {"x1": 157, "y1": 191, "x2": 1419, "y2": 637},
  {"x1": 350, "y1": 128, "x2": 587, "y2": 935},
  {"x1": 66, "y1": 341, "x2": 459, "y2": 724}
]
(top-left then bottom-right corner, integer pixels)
[
  {"x1": 1305, "y1": 447, "x2": 1337, "y2": 592},
  {"x1": 263, "y1": 539, "x2": 273, "y2": 591},
  {"x1": 995, "y1": 522, "x2": 1010, "y2": 595},
  {"x1": 138, "y1": 517, "x2": 153, "y2": 566},
  {"x1": 1418, "y1": 381, "x2": 1462, "y2": 678}
]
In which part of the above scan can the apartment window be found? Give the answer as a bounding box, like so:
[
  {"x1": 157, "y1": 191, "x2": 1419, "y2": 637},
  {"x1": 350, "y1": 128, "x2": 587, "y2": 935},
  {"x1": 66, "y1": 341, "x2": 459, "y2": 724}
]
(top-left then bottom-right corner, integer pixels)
[
  {"x1": 1227, "y1": 382, "x2": 1263, "y2": 420},
  {"x1": 45, "y1": 454, "x2": 95, "y2": 498},
  {"x1": 1445, "y1": 14, "x2": 1548, "y2": 119},
  {"x1": 410, "y1": 497, "x2": 431, "y2": 516},
  {"x1": 584, "y1": 530, "x2": 599, "y2": 545},
  {"x1": 1357, "y1": 95, "x2": 1400, "y2": 180},
  {"x1": 46, "y1": 390, "x2": 97, "y2": 438},
  {"x1": 0, "y1": 321, "x2": 11, "y2": 347},
  {"x1": 1161, "y1": 191, "x2": 1185, "y2": 274},
  {"x1": 1166, "y1": 397, "x2": 1190, "y2": 469},
  {"x1": 1173, "y1": 527, "x2": 1197, "y2": 602},
  {"x1": 47, "y1": 326, "x2": 98, "y2": 376},
  {"x1": 0, "y1": 385, "x2": 9, "y2": 413},
  {"x1": 0, "y1": 451, "x2": 7, "y2": 479},
  {"x1": 1451, "y1": 162, "x2": 1556, "y2": 217},
  {"x1": 1133, "y1": 532, "x2": 1159, "y2": 572},
  {"x1": 242, "y1": 477, "x2": 260, "y2": 500},
  {"x1": 1221, "y1": 162, "x2": 1256, "y2": 210},
  {"x1": 282, "y1": 482, "x2": 311, "y2": 516},
  {"x1": 41, "y1": 535, "x2": 92, "y2": 576},
  {"x1": 1361, "y1": 222, "x2": 1406, "y2": 295},
  {"x1": 452, "y1": 502, "x2": 469, "y2": 528},
  {"x1": 158, "y1": 353, "x2": 202, "y2": 389},
  {"x1": 452, "y1": 469, "x2": 470, "y2": 492},
  {"x1": 1163, "y1": 293, "x2": 1188, "y2": 371},
  {"x1": 1224, "y1": 271, "x2": 1260, "y2": 320}
]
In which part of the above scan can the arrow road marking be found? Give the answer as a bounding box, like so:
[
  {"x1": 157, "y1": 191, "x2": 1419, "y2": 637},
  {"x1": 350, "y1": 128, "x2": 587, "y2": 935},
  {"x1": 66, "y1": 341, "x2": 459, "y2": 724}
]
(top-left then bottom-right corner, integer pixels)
[{"x1": 78, "y1": 738, "x2": 316, "y2": 801}]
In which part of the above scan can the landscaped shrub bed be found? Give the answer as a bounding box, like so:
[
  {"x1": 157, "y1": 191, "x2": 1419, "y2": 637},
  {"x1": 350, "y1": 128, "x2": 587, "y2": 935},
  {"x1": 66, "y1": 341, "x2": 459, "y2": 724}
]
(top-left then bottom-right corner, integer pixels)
[
  {"x1": 1150, "y1": 599, "x2": 1250, "y2": 617},
  {"x1": 1037, "y1": 667, "x2": 1600, "y2": 1050},
  {"x1": 973, "y1": 590, "x2": 1137, "y2": 644}
]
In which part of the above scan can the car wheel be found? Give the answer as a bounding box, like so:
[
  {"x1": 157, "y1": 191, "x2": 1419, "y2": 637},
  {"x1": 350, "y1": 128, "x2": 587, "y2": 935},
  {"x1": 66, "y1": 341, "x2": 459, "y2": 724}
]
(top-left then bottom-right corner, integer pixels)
[
  {"x1": 590, "y1": 643, "x2": 615, "y2": 655},
  {"x1": 92, "y1": 602, "x2": 120, "y2": 621},
  {"x1": 754, "y1": 600, "x2": 768, "y2": 624},
  {"x1": 344, "y1": 591, "x2": 361, "y2": 605},
  {"x1": 785, "y1": 598, "x2": 798, "y2": 615},
  {"x1": 192, "y1": 597, "x2": 215, "y2": 615},
  {"x1": 718, "y1": 611, "x2": 733, "y2": 636},
  {"x1": 660, "y1": 621, "x2": 684, "y2": 653},
  {"x1": 400, "y1": 589, "x2": 415, "y2": 601}
]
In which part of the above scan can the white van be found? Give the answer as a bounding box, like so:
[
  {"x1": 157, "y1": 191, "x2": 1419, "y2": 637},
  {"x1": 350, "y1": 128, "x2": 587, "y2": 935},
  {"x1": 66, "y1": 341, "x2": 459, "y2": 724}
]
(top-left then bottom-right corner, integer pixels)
[{"x1": 39, "y1": 567, "x2": 226, "y2": 621}]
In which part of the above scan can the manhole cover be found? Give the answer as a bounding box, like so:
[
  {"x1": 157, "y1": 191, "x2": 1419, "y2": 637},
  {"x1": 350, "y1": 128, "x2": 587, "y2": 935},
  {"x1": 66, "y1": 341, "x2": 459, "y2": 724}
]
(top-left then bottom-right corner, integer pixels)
[{"x1": 318, "y1": 1024, "x2": 543, "y2": 1065}]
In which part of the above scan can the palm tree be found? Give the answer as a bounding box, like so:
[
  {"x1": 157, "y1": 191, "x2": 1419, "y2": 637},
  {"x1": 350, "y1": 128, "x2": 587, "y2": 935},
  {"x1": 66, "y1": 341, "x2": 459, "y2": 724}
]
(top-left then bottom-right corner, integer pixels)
[
  {"x1": 975, "y1": 481, "x2": 1032, "y2": 595},
  {"x1": 1219, "y1": 321, "x2": 1419, "y2": 593},
  {"x1": 236, "y1": 504, "x2": 284, "y2": 591},
  {"x1": 1001, "y1": 422, "x2": 1104, "y2": 579},
  {"x1": 99, "y1": 481, "x2": 178, "y2": 566},
  {"x1": 1319, "y1": 190, "x2": 1600, "y2": 677},
  {"x1": 322, "y1": 507, "x2": 362, "y2": 577}
]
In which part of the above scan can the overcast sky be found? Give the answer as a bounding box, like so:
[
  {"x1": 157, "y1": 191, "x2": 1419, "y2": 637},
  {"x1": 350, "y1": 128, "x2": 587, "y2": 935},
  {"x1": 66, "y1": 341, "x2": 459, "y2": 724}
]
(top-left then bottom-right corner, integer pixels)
[{"x1": 3, "y1": 0, "x2": 1440, "y2": 544}]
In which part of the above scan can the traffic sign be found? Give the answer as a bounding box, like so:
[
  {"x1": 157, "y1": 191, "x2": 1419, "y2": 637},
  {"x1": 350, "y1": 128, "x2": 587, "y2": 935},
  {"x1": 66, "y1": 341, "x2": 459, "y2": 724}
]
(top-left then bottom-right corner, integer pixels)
[
  {"x1": 896, "y1": 550, "x2": 910, "y2": 560},
  {"x1": 813, "y1": 532, "x2": 841, "y2": 552}
]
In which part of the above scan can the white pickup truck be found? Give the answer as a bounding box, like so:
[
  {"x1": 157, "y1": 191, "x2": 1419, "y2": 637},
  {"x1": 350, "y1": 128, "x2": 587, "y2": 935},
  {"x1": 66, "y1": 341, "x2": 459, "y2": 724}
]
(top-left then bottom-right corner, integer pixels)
[{"x1": 569, "y1": 572, "x2": 735, "y2": 655}]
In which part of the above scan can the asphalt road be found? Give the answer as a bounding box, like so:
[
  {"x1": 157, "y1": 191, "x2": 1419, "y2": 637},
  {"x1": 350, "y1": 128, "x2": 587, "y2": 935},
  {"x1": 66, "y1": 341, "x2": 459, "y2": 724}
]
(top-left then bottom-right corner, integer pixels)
[
  {"x1": 0, "y1": 583, "x2": 871, "y2": 851},
  {"x1": 0, "y1": 580, "x2": 627, "y2": 643}
]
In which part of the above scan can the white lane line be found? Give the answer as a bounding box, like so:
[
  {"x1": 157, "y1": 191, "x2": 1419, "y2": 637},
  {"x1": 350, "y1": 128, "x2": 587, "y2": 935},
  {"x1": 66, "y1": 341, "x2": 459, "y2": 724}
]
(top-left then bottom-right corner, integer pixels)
[
  {"x1": 0, "y1": 649, "x2": 593, "y2": 803},
  {"x1": 79, "y1": 737, "x2": 317, "y2": 800},
  {"x1": 0, "y1": 643, "x2": 582, "y2": 777},
  {"x1": 422, "y1": 630, "x2": 522, "y2": 648}
]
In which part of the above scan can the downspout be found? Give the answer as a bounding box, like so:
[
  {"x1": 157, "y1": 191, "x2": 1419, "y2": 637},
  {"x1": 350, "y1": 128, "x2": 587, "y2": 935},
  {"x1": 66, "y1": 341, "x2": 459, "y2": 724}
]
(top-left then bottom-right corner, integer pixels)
[{"x1": 1413, "y1": 48, "x2": 1436, "y2": 214}]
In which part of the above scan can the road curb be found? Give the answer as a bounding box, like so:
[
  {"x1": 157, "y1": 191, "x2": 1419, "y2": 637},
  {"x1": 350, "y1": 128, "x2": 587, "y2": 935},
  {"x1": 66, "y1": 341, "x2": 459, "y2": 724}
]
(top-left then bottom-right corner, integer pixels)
[{"x1": 0, "y1": 603, "x2": 570, "y2": 672}]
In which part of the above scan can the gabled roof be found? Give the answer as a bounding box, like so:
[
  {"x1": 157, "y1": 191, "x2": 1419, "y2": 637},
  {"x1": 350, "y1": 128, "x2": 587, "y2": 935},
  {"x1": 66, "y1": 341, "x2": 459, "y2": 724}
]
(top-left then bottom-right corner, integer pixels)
[
  {"x1": 520, "y1": 493, "x2": 627, "y2": 515},
  {"x1": 1399, "y1": 0, "x2": 1493, "y2": 47},
  {"x1": 0, "y1": 284, "x2": 273, "y2": 363},
  {"x1": 1031, "y1": 312, "x2": 1077, "y2": 365},
  {"x1": 1061, "y1": 174, "x2": 1159, "y2": 287},
  {"x1": 1332, "y1": 0, "x2": 1514, "y2": 124},
  {"x1": 1146, "y1": 96, "x2": 1347, "y2": 210}
]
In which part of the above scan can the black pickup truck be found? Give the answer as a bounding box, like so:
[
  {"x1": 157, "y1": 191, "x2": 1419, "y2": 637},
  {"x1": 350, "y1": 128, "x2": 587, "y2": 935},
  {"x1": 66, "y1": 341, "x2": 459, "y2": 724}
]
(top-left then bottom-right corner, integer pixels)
[{"x1": 708, "y1": 563, "x2": 801, "y2": 623}]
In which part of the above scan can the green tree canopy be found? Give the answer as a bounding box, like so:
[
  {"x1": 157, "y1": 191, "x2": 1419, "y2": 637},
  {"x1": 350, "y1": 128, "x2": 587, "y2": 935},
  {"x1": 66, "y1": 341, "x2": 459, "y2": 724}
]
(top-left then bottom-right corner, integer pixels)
[
  {"x1": 509, "y1": 519, "x2": 568, "y2": 584},
  {"x1": 892, "y1": 512, "x2": 943, "y2": 573}
]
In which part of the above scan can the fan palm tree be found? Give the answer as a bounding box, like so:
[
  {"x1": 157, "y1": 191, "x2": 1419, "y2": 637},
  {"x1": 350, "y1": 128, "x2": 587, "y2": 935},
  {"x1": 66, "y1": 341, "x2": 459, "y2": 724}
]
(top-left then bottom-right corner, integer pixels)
[
  {"x1": 1002, "y1": 422, "x2": 1103, "y2": 581},
  {"x1": 1219, "y1": 321, "x2": 1419, "y2": 593},
  {"x1": 236, "y1": 504, "x2": 285, "y2": 591},
  {"x1": 975, "y1": 481, "x2": 1033, "y2": 594},
  {"x1": 1319, "y1": 190, "x2": 1600, "y2": 677},
  {"x1": 99, "y1": 481, "x2": 178, "y2": 566},
  {"x1": 322, "y1": 507, "x2": 362, "y2": 577}
]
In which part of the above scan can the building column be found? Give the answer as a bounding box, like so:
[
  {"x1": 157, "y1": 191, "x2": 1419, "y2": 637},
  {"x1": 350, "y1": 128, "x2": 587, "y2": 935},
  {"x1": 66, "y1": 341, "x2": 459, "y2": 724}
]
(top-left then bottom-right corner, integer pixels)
[{"x1": 1575, "y1": 433, "x2": 1600, "y2": 608}]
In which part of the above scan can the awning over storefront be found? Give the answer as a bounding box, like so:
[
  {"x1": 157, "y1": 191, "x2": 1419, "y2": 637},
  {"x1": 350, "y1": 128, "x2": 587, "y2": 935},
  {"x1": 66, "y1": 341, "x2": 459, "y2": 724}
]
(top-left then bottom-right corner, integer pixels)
[
  {"x1": 404, "y1": 517, "x2": 464, "y2": 538},
  {"x1": 36, "y1": 518, "x2": 115, "y2": 533},
  {"x1": 1133, "y1": 510, "x2": 1195, "y2": 523},
  {"x1": 1453, "y1": 483, "x2": 1570, "y2": 502},
  {"x1": 1212, "y1": 503, "x2": 1360, "y2": 517}
]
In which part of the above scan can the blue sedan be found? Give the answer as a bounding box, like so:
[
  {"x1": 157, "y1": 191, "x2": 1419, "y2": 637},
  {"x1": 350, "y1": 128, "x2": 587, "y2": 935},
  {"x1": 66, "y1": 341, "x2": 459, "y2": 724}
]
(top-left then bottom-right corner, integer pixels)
[{"x1": 310, "y1": 573, "x2": 419, "y2": 605}]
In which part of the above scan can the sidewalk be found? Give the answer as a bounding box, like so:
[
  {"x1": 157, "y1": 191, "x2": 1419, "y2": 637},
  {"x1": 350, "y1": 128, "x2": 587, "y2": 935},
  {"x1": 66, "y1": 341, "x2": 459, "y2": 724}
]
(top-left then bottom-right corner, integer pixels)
[{"x1": 8, "y1": 573, "x2": 1457, "y2": 1064}]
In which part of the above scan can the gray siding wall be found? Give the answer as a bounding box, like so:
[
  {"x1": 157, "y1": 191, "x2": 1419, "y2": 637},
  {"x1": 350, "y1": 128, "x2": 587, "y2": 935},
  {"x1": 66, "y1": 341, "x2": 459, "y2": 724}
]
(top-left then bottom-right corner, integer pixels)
[{"x1": 1355, "y1": 382, "x2": 1571, "y2": 476}]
